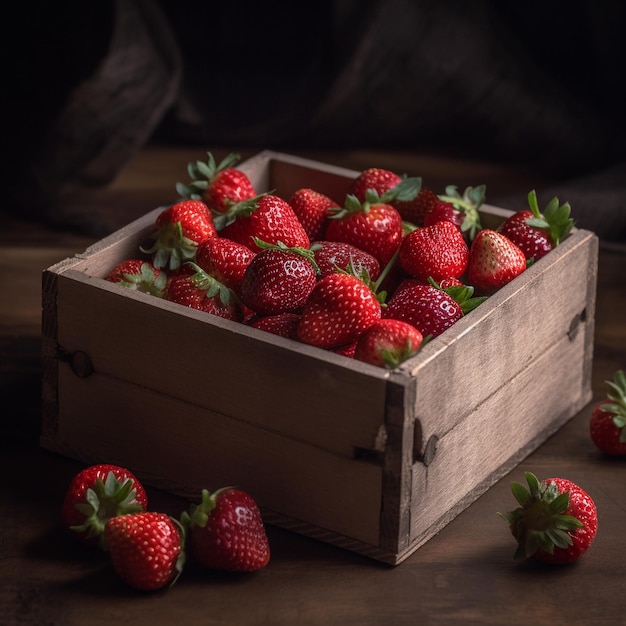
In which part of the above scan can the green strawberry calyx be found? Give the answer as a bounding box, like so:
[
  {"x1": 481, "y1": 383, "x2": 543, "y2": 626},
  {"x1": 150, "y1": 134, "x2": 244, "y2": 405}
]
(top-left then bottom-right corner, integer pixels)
[
  {"x1": 599, "y1": 369, "x2": 626, "y2": 443},
  {"x1": 427, "y1": 277, "x2": 488, "y2": 315},
  {"x1": 141, "y1": 220, "x2": 200, "y2": 271},
  {"x1": 70, "y1": 471, "x2": 145, "y2": 548},
  {"x1": 180, "y1": 487, "x2": 233, "y2": 530},
  {"x1": 118, "y1": 262, "x2": 167, "y2": 297},
  {"x1": 210, "y1": 192, "x2": 272, "y2": 231},
  {"x1": 498, "y1": 471, "x2": 583, "y2": 560},
  {"x1": 526, "y1": 189, "x2": 575, "y2": 248},
  {"x1": 438, "y1": 184, "x2": 485, "y2": 241},
  {"x1": 176, "y1": 151, "x2": 242, "y2": 201},
  {"x1": 184, "y1": 262, "x2": 240, "y2": 307}
]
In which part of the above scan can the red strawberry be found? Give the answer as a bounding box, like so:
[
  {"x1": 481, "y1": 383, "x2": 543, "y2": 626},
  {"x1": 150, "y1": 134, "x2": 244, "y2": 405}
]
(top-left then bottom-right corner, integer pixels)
[
  {"x1": 165, "y1": 265, "x2": 242, "y2": 321},
  {"x1": 240, "y1": 240, "x2": 319, "y2": 316},
  {"x1": 499, "y1": 190, "x2": 574, "y2": 261},
  {"x1": 467, "y1": 229, "x2": 527, "y2": 293},
  {"x1": 590, "y1": 369, "x2": 626, "y2": 456},
  {"x1": 499, "y1": 471, "x2": 598, "y2": 564},
  {"x1": 181, "y1": 488, "x2": 270, "y2": 572},
  {"x1": 394, "y1": 187, "x2": 444, "y2": 227},
  {"x1": 382, "y1": 283, "x2": 463, "y2": 338},
  {"x1": 325, "y1": 191, "x2": 404, "y2": 266},
  {"x1": 398, "y1": 220, "x2": 469, "y2": 282},
  {"x1": 297, "y1": 272, "x2": 382, "y2": 349},
  {"x1": 216, "y1": 194, "x2": 310, "y2": 252},
  {"x1": 289, "y1": 188, "x2": 339, "y2": 241},
  {"x1": 105, "y1": 512, "x2": 185, "y2": 591},
  {"x1": 348, "y1": 167, "x2": 403, "y2": 201},
  {"x1": 329, "y1": 341, "x2": 358, "y2": 358},
  {"x1": 354, "y1": 318, "x2": 424, "y2": 369},
  {"x1": 61, "y1": 464, "x2": 148, "y2": 548},
  {"x1": 176, "y1": 152, "x2": 257, "y2": 213},
  {"x1": 141, "y1": 200, "x2": 217, "y2": 271},
  {"x1": 423, "y1": 198, "x2": 464, "y2": 229},
  {"x1": 105, "y1": 259, "x2": 166, "y2": 297},
  {"x1": 312, "y1": 240, "x2": 381, "y2": 281},
  {"x1": 195, "y1": 236, "x2": 256, "y2": 296},
  {"x1": 250, "y1": 312, "x2": 301, "y2": 339}
]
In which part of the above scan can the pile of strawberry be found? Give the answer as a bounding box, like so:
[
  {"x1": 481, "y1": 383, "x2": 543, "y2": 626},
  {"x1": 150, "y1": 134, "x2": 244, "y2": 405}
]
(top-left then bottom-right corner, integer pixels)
[
  {"x1": 62, "y1": 463, "x2": 270, "y2": 591},
  {"x1": 105, "y1": 151, "x2": 574, "y2": 369}
]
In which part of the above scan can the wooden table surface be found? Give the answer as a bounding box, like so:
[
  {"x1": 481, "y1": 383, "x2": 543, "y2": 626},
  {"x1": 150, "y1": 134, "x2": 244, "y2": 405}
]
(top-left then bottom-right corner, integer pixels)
[{"x1": 1, "y1": 145, "x2": 625, "y2": 626}]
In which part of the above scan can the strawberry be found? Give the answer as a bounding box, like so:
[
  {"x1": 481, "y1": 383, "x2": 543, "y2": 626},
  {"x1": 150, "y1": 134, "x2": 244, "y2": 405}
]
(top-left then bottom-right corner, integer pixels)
[
  {"x1": 105, "y1": 259, "x2": 166, "y2": 297},
  {"x1": 348, "y1": 167, "x2": 403, "y2": 201},
  {"x1": 176, "y1": 152, "x2": 257, "y2": 213},
  {"x1": 312, "y1": 240, "x2": 381, "y2": 281},
  {"x1": 325, "y1": 190, "x2": 404, "y2": 266},
  {"x1": 240, "y1": 239, "x2": 319, "y2": 316},
  {"x1": 590, "y1": 369, "x2": 626, "y2": 456},
  {"x1": 181, "y1": 488, "x2": 270, "y2": 572},
  {"x1": 250, "y1": 312, "x2": 301, "y2": 339},
  {"x1": 467, "y1": 229, "x2": 527, "y2": 293},
  {"x1": 499, "y1": 471, "x2": 598, "y2": 564},
  {"x1": 289, "y1": 188, "x2": 339, "y2": 241},
  {"x1": 394, "y1": 187, "x2": 445, "y2": 228},
  {"x1": 195, "y1": 236, "x2": 256, "y2": 296},
  {"x1": 165, "y1": 264, "x2": 242, "y2": 321},
  {"x1": 105, "y1": 512, "x2": 185, "y2": 591},
  {"x1": 61, "y1": 464, "x2": 148, "y2": 548},
  {"x1": 422, "y1": 197, "x2": 464, "y2": 229},
  {"x1": 382, "y1": 283, "x2": 463, "y2": 338},
  {"x1": 354, "y1": 318, "x2": 424, "y2": 369},
  {"x1": 141, "y1": 200, "x2": 217, "y2": 271},
  {"x1": 297, "y1": 272, "x2": 382, "y2": 349},
  {"x1": 498, "y1": 190, "x2": 574, "y2": 261},
  {"x1": 215, "y1": 194, "x2": 310, "y2": 252},
  {"x1": 398, "y1": 220, "x2": 469, "y2": 282}
]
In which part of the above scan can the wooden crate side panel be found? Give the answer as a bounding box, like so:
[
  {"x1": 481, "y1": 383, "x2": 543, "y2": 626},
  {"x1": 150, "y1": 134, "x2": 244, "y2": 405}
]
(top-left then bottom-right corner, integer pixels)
[
  {"x1": 408, "y1": 328, "x2": 590, "y2": 543},
  {"x1": 405, "y1": 230, "x2": 596, "y2": 452},
  {"x1": 43, "y1": 366, "x2": 382, "y2": 546},
  {"x1": 52, "y1": 272, "x2": 389, "y2": 458}
]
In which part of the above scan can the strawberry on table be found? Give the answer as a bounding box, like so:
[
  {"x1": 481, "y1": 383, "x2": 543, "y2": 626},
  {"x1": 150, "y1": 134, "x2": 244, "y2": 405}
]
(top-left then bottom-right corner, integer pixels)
[
  {"x1": 590, "y1": 369, "x2": 626, "y2": 456},
  {"x1": 297, "y1": 272, "x2": 382, "y2": 349},
  {"x1": 354, "y1": 318, "x2": 424, "y2": 369},
  {"x1": 240, "y1": 239, "x2": 319, "y2": 316},
  {"x1": 216, "y1": 194, "x2": 310, "y2": 252},
  {"x1": 105, "y1": 512, "x2": 185, "y2": 591},
  {"x1": 467, "y1": 228, "x2": 527, "y2": 293},
  {"x1": 105, "y1": 259, "x2": 166, "y2": 297},
  {"x1": 325, "y1": 190, "x2": 404, "y2": 267},
  {"x1": 181, "y1": 488, "x2": 270, "y2": 573},
  {"x1": 141, "y1": 199, "x2": 217, "y2": 271},
  {"x1": 398, "y1": 220, "x2": 469, "y2": 283},
  {"x1": 289, "y1": 188, "x2": 339, "y2": 241},
  {"x1": 498, "y1": 190, "x2": 574, "y2": 261},
  {"x1": 61, "y1": 464, "x2": 148, "y2": 548},
  {"x1": 176, "y1": 151, "x2": 257, "y2": 213},
  {"x1": 499, "y1": 471, "x2": 598, "y2": 564}
]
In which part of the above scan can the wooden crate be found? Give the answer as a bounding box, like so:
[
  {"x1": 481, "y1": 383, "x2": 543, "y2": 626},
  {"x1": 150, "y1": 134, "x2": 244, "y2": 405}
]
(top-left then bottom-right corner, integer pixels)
[{"x1": 40, "y1": 151, "x2": 598, "y2": 565}]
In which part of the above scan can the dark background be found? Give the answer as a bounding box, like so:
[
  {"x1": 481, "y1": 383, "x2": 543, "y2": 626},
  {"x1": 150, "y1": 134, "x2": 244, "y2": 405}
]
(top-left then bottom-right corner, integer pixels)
[{"x1": 2, "y1": 0, "x2": 625, "y2": 240}]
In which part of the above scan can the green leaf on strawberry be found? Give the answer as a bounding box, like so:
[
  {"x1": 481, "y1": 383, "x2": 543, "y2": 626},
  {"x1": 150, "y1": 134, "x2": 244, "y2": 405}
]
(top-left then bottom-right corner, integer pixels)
[
  {"x1": 526, "y1": 189, "x2": 575, "y2": 248},
  {"x1": 438, "y1": 184, "x2": 485, "y2": 240}
]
